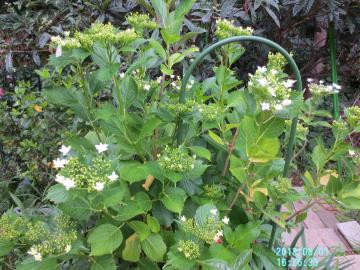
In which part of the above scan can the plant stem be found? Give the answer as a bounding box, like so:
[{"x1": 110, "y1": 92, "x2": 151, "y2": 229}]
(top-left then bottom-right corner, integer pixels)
[
  {"x1": 222, "y1": 127, "x2": 239, "y2": 176},
  {"x1": 285, "y1": 198, "x2": 320, "y2": 222}
]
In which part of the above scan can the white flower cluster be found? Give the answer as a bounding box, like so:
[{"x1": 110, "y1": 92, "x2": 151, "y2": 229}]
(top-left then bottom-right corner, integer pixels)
[
  {"x1": 27, "y1": 246, "x2": 42, "y2": 261},
  {"x1": 307, "y1": 79, "x2": 341, "y2": 95},
  {"x1": 52, "y1": 143, "x2": 119, "y2": 191},
  {"x1": 248, "y1": 66, "x2": 294, "y2": 112}
]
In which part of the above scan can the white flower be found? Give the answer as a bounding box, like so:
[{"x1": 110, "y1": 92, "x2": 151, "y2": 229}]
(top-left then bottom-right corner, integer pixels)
[
  {"x1": 222, "y1": 216, "x2": 229, "y2": 225},
  {"x1": 62, "y1": 178, "x2": 76, "y2": 190},
  {"x1": 119, "y1": 72, "x2": 125, "y2": 79},
  {"x1": 180, "y1": 216, "x2": 186, "y2": 222},
  {"x1": 192, "y1": 155, "x2": 196, "y2": 159},
  {"x1": 333, "y1": 83, "x2": 341, "y2": 90},
  {"x1": 319, "y1": 80, "x2": 324, "y2": 84},
  {"x1": 34, "y1": 253, "x2": 42, "y2": 261},
  {"x1": 156, "y1": 76, "x2": 162, "y2": 83},
  {"x1": 258, "y1": 78, "x2": 268, "y2": 86},
  {"x1": 274, "y1": 104, "x2": 283, "y2": 111},
  {"x1": 281, "y1": 99, "x2": 292, "y2": 106},
  {"x1": 95, "y1": 143, "x2": 108, "y2": 153},
  {"x1": 210, "y1": 209, "x2": 218, "y2": 215},
  {"x1": 271, "y1": 69, "x2": 278, "y2": 75},
  {"x1": 268, "y1": 88, "x2": 276, "y2": 97},
  {"x1": 55, "y1": 174, "x2": 66, "y2": 184},
  {"x1": 283, "y1": 79, "x2": 296, "y2": 88},
  {"x1": 27, "y1": 247, "x2": 42, "y2": 261},
  {"x1": 144, "y1": 84, "x2": 151, "y2": 91},
  {"x1": 190, "y1": 80, "x2": 195, "y2": 85},
  {"x1": 65, "y1": 244, "x2": 71, "y2": 253},
  {"x1": 64, "y1": 31, "x2": 70, "y2": 37},
  {"x1": 307, "y1": 78, "x2": 313, "y2": 83},
  {"x1": 171, "y1": 82, "x2": 177, "y2": 87},
  {"x1": 59, "y1": 145, "x2": 71, "y2": 156},
  {"x1": 94, "y1": 182, "x2": 105, "y2": 191},
  {"x1": 260, "y1": 102, "x2": 270, "y2": 111},
  {"x1": 349, "y1": 150, "x2": 356, "y2": 157},
  {"x1": 257, "y1": 66, "x2": 267, "y2": 73},
  {"x1": 190, "y1": 164, "x2": 195, "y2": 169},
  {"x1": 27, "y1": 247, "x2": 38, "y2": 256},
  {"x1": 216, "y1": 230, "x2": 223, "y2": 237},
  {"x1": 170, "y1": 75, "x2": 175, "y2": 79},
  {"x1": 53, "y1": 158, "x2": 69, "y2": 169},
  {"x1": 107, "y1": 171, "x2": 119, "y2": 182},
  {"x1": 55, "y1": 45, "x2": 62, "y2": 57}
]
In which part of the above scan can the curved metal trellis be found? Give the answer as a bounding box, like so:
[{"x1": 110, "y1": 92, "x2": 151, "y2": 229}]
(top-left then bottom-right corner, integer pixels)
[{"x1": 176, "y1": 35, "x2": 303, "y2": 248}]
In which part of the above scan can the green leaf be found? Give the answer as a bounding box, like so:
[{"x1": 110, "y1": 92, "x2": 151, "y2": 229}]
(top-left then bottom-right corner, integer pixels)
[
  {"x1": 71, "y1": 48, "x2": 91, "y2": 62},
  {"x1": 189, "y1": 146, "x2": 211, "y2": 161},
  {"x1": 95, "y1": 63, "x2": 121, "y2": 81},
  {"x1": 45, "y1": 184, "x2": 69, "y2": 203},
  {"x1": 208, "y1": 130, "x2": 224, "y2": 145},
  {"x1": 92, "y1": 43, "x2": 119, "y2": 68},
  {"x1": 160, "y1": 64, "x2": 173, "y2": 75},
  {"x1": 119, "y1": 162, "x2": 148, "y2": 183},
  {"x1": 147, "y1": 215, "x2": 161, "y2": 233},
  {"x1": 160, "y1": 29, "x2": 180, "y2": 45},
  {"x1": 150, "y1": 0, "x2": 168, "y2": 26},
  {"x1": 149, "y1": 39, "x2": 166, "y2": 60},
  {"x1": 114, "y1": 76, "x2": 138, "y2": 109},
  {"x1": 0, "y1": 239, "x2": 14, "y2": 256},
  {"x1": 233, "y1": 249, "x2": 252, "y2": 270},
  {"x1": 88, "y1": 223, "x2": 123, "y2": 256},
  {"x1": 140, "y1": 116, "x2": 162, "y2": 138},
  {"x1": 161, "y1": 187, "x2": 187, "y2": 214},
  {"x1": 90, "y1": 255, "x2": 116, "y2": 270},
  {"x1": 102, "y1": 182, "x2": 127, "y2": 207},
  {"x1": 230, "y1": 155, "x2": 247, "y2": 183},
  {"x1": 141, "y1": 233, "x2": 167, "y2": 262},
  {"x1": 122, "y1": 234, "x2": 142, "y2": 262},
  {"x1": 58, "y1": 196, "x2": 92, "y2": 221},
  {"x1": 236, "y1": 116, "x2": 257, "y2": 158},
  {"x1": 115, "y1": 192, "x2": 152, "y2": 221},
  {"x1": 312, "y1": 141, "x2": 327, "y2": 174},
  {"x1": 16, "y1": 258, "x2": 58, "y2": 270},
  {"x1": 225, "y1": 222, "x2": 261, "y2": 251},
  {"x1": 203, "y1": 259, "x2": 232, "y2": 270},
  {"x1": 128, "y1": 221, "x2": 151, "y2": 241},
  {"x1": 174, "y1": 0, "x2": 196, "y2": 21}
]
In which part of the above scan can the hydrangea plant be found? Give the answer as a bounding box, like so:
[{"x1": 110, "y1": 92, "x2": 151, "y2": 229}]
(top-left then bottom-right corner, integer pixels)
[{"x1": 1, "y1": 0, "x2": 359, "y2": 269}]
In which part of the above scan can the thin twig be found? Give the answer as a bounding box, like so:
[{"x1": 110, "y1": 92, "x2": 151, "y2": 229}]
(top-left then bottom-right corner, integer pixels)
[
  {"x1": 285, "y1": 198, "x2": 320, "y2": 222},
  {"x1": 222, "y1": 127, "x2": 239, "y2": 176}
]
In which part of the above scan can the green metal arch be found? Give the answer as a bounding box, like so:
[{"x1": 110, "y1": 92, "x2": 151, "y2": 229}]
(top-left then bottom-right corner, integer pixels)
[
  {"x1": 177, "y1": 35, "x2": 303, "y2": 179},
  {"x1": 177, "y1": 36, "x2": 303, "y2": 249}
]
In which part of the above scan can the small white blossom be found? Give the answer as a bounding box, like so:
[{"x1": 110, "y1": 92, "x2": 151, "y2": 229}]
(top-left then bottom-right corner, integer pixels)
[
  {"x1": 333, "y1": 83, "x2": 341, "y2": 90},
  {"x1": 62, "y1": 178, "x2": 76, "y2": 190},
  {"x1": 349, "y1": 150, "x2": 356, "y2": 157},
  {"x1": 190, "y1": 80, "x2": 195, "y2": 85},
  {"x1": 193, "y1": 155, "x2": 196, "y2": 159},
  {"x1": 55, "y1": 45, "x2": 62, "y2": 57},
  {"x1": 34, "y1": 253, "x2": 42, "y2": 261},
  {"x1": 64, "y1": 31, "x2": 70, "y2": 37},
  {"x1": 260, "y1": 102, "x2": 270, "y2": 111},
  {"x1": 171, "y1": 82, "x2": 177, "y2": 87},
  {"x1": 119, "y1": 72, "x2": 125, "y2": 79},
  {"x1": 258, "y1": 78, "x2": 268, "y2": 87},
  {"x1": 216, "y1": 230, "x2": 223, "y2": 237},
  {"x1": 282, "y1": 99, "x2": 292, "y2": 106},
  {"x1": 59, "y1": 145, "x2": 71, "y2": 156},
  {"x1": 210, "y1": 209, "x2": 218, "y2": 215},
  {"x1": 65, "y1": 244, "x2": 71, "y2": 253},
  {"x1": 94, "y1": 182, "x2": 105, "y2": 191},
  {"x1": 107, "y1": 171, "x2": 119, "y2": 182},
  {"x1": 144, "y1": 84, "x2": 151, "y2": 91},
  {"x1": 53, "y1": 158, "x2": 69, "y2": 169},
  {"x1": 319, "y1": 80, "x2": 324, "y2": 84},
  {"x1": 55, "y1": 174, "x2": 66, "y2": 184},
  {"x1": 156, "y1": 76, "x2": 162, "y2": 83},
  {"x1": 180, "y1": 216, "x2": 186, "y2": 222},
  {"x1": 274, "y1": 104, "x2": 283, "y2": 111},
  {"x1": 283, "y1": 79, "x2": 296, "y2": 88},
  {"x1": 268, "y1": 88, "x2": 276, "y2": 97},
  {"x1": 170, "y1": 75, "x2": 175, "y2": 79},
  {"x1": 190, "y1": 164, "x2": 195, "y2": 169},
  {"x1": 271, "y1": 69, "x2": 278, "y2": 75},
  {"x1": 257, "y1": 66, "x2": 267, "y2": 73},
  {"x1": 307, "y1": 78, "x2": 313, "y2": 83},
  {"x1": 95, "y1": 143, "x2": 108, "y2": 153},
  {"x1": 222, "y1": 216, "x2": 229, "y2": 225}
]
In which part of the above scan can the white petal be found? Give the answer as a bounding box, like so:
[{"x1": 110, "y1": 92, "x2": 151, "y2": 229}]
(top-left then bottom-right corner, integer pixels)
[
  {"x1": 95, "y1": 143, "x2": 108, "y2": 153},
  {"x1": 55, "y1": 45, "x2": 62, "y2": 57},
  {"x1": 59, "y1": 145, "x2": 71, "y2": 156}
]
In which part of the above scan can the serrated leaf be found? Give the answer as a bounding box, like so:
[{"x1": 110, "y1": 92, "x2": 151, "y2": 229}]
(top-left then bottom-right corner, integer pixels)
[
  {"x1": 90, "y1": 255, "x2": 116, "y2": 270},
  {"x1": 122, "y1": 234, "x2": 141, "y2": 262},
  {"x1": 141, "y1": 234, "x2": 167, "y2": 262},
  {"x1": 45, "y1": 184, "x2": 69, "y2": 203},
  {"x1": 128, "y1": 221, "x2": 151, "y2": 241},
  {"x1": 161, "y1": 187, "x2": 187, "y2": 214},
  {"x1": 189, "y1": 146, "x2": 211, "y2": 161},
  {"x1": 88, "y1": 223, "x2": 123, "y2": 256},
  {"x1": 147, "y1": 215, "x2": 160, "y2": 233}
]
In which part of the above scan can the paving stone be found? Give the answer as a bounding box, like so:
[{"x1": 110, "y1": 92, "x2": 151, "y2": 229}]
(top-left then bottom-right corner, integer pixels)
[
  {"x1": 337, "y1": 221, "x2": 360, "y2": 250},
  {"x1": 332, "y1": 255, "x2": 360, "y2": 270},
  {"x1": 315, "y1": 208, "x2": 339, "y2": 229}
]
